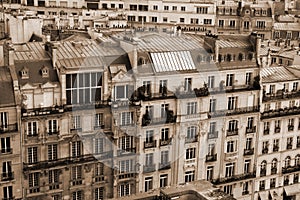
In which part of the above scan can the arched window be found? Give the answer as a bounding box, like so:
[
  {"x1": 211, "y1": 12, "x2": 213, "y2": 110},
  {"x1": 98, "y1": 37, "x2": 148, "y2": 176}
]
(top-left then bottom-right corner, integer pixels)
[
  {"x1": 260, "y1": 160, "x2": 267, "y2": 176},
  {"x1": 285, "y1": 156, "x2": 291, "y2": 168},
  {"x1": 295, "y1": 155, "x2": 300, "y2": 166},
  {"x1": 271, "y1": 158, "x2": 277, "y2": 174}
]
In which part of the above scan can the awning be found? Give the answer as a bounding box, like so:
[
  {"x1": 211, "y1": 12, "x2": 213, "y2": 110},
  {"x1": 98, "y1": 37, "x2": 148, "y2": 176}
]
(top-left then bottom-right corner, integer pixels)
[
  {"x1": 259, "y1": 191, "x2": 268, "y2": 200},
  {"x1": 284, "y1": 185, "x2": 299, "y2": 196}
]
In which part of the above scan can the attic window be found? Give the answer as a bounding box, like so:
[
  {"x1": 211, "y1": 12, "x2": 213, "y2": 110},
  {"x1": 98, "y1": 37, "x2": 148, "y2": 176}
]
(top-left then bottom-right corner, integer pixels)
[
  {"x1": 138, "y1": 57, "x2": 147, "y2": 66},
  {"x1": 245, "y1": 10, "x2": 250, "y2": 14},
  {"x1": 20, "y1": 67, "x2": 29, "y2": 79},
  {"x1": 41, "y1": 66, "x2": 49, "y2": 78}
]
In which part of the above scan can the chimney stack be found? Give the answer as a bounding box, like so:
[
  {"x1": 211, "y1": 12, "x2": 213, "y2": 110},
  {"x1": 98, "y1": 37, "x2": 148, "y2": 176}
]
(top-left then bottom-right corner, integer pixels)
[{"x1": 3, "y1": 39, "x2": 14, "y2": 67}]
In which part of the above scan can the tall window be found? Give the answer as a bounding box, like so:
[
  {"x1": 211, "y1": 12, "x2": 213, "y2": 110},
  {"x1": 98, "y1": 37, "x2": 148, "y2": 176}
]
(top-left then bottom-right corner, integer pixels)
[
  {"x1": 0, "y1": 112, "x2": 8, "y2": 129},
  {"x1": 95, "y1": 113, "x2": 104, "y2": 128},
  {"x1": 185, "y1": 171, "x2": 195, "y2": 182},
  {"x1": 95, "y1": 187, "x2": 104, "y2": 200},
  {"x1": 146, "y1": 130, "x2": 154, "y2": 143},
  {"x1": 1, "y1": 137, "x2": 11, "y2": 154},
  {"x1": 208, "y1": 144, "x2": 215, "y2": 155},
  {"x1": 245, "y1": 72, "x2": 252, "y2": 85},
  {"x1": 27, "y1": 121, "x2": 38, "y2": 136},
  {"x1": 145, "y1": 153, "x2": 154, "y2": 165},
  {"x1": 119, "y1": 160, "x2": 133, "y2": 173},
  {"x1": 227, "y1": 97, "x2": 237, "y2": 110},
  {"x1": 196, "y1": 7, "x2": 208, "y2": 14},
  {"x1": 120, "y1": 112, "x2": 133, "y2": 126},
  {"x1": 218, "y1": 20, "x2": 224, "y2": 27},
  {"x1": 246, "y1": 138, "x2": 252, "y2": 150},
  {"x1": 71, "y1": 116, "x2": 81, "y2": 130},
  {"x1": 48, "y1": 144, "x2": 58, "y2": 160},
  {"x1": 285, "y1": 156, "x2": 291, "y2": 168},
  {"x1": 48, "y1": 120, "x2": 57, "y2": 134},
  {"x1": 3, "y1": 186, "x2": 13, "y2": 200},
  {"x1": 161, "y1": 128, "x2": 169, "y2": 141},
  {"x1": 247, "y1": 117, "x2": 254, "y2": 128},
  {"x1": 161, "y1": 151, "x2": 169, "y2": 164},
  {"x1": 143, "y1": 81, "x2": 151, "y2": 95},
  {"x1": 72, "y1": 191, "x2": 83, "y2": 200},
  {"x1": 160, "y1": 174, "x2": 168, "y2": 187},
  {"x1": 115, "y1": 85, "x2": 134, "y2": 100},
  {"x1": 184, "y1": 78, "x2": 192, "y2": 91},
  {"x1": 225, "y1": 163, "x2": 235, "y2": 177},
  {"x1": 228, "y1": 120, "x2": 238, "y2": 131},
  {"x1": 224, "y1": 185, "x2": 233, "y2": 195},
  {"x1": 207, "y1": 166, "x2": 213, "y2": 181},
  {"x1": 66, "y1": 72, "x2": 102, "y2": 104},
  {"x1": 187, "y1": 126, "x2": 197, "y2": 139},
  {"x1": 29, "y1": 172, "x2": 40, "y2": 193},
  {"x1": 119, "y1": 136, "x2": 133, "y2": 150},
  {"x1": 119, "y1": 183, "x2": 130, "y2": 197},
  {"x1": 269, "y1": 85, "x2": 275, "y2": 94},
  {"x1": 28, "y1": 147, "x2": 38, "y2": 163},
  {"x1": 95, "y1": 163, "x2": 104, "y2": 177},
  {"x1": 226, "y1": 74, "x2": 234, "y2": 86},
  {"x1": 244, "y1": 160, "x2": 250, "y2": 174},
  {"x1": 187, "y1": 102, "x2": 197, "y2": 115},
  {"x1": 186, "y1": 148, "x2": 196, "y2": 160},
  {"x1": 145, "y1": 177, "x2": 153, "y2": 192},
  {"x1": 72, "y1": 166, "x2": 82, "y2": 185},
  {"x1": 2, "y1": 161, "x2": 12, "y2": 180},
  {"x1": 208, "y1": 76, "x2": 215, "y2": 88},
  {"x1": 293, "y1": 82, "x2": 298, "y2": 91},
  {"x1": 226, "y1": 141, "x2": 235, "y2": 153},
  {"x1": 72, "y1": 141, "x2": 82, "y2": 157},
  {"x1": 209, "y1": 122, "x2": 216, "y2": 133},
  {"x1": 49, "y1": 169, "x2": 59, "y2": 190},
  {"x1": 159, "y1": 80, "x2": 168, "y2": 95},
  {"x1": 161, "y1": 104, "x2": 169, "y2": 118},
  {"x1": 94, "y1": 138, "x2": 104, "y2": 154},
  {"x1": 209, "y1": 99, "x2": 216, "y2": 112}
]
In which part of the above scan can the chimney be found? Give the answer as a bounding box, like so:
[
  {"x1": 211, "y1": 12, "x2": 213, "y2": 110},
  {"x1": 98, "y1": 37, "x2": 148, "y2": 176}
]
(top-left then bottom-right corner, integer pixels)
[
  {"x1": 3, "y1": 39, "x2": 14, "y2": 67},
  {"x1": 215, "y1": 40, "x2": 219, "y2": 63},
  {"x1": 45, "y1": 41, "x2": 59, "y2": 69},
  {"x1": 132, "y1": 41, "x2": 138, "y2": 71},
  {"x1": 256, "y1": 36, "x2": 261, "y2": 61}
]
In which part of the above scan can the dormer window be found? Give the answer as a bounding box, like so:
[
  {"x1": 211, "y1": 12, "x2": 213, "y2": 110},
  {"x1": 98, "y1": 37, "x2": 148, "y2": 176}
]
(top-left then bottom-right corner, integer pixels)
[
  {"x1": 20, "y1": 67, "x2": 29, "y2": 79},
  {"x1": 138, "y1": 57, "x2": 147, "y2": 66},
  {"x1": 41, "y1": 66, "x2": 49, "y2": 78}
]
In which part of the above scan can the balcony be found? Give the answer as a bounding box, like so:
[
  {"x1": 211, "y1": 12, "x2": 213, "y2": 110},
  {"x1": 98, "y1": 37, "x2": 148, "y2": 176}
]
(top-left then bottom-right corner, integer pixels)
[
  {"x1": 22, "y1": 105, "x2": 64, "y2": 117},
  {"x1": 64, "y1": 100, "x2": 110, "y2": 111},
  {"x1": 242, "y1": 191, "x2": 249, "y2": 195},
  {"x1": 70, "y1": 179, "x2": 83, "y2": 186},
  {"x1": 288, "y1": 125, "x2": 294, "y2": 131},
  {"x1": 260, "y1": 169, "x2": 266, "y2": 177},
  {"x1": 208, "y1": 106, "x2": 259, "y2": 118},
  {"x1": 175, "y1": 86, "x2": 209, "y2": 98},
  {"x1": 94, "y1": 175, "x2": 105, "y2": 182},
  {"x1": 271, "y1": 167, "x2": 277, "y2": 175},
  {"x1": 244, "y1": 148, "x2": 254, "y2": 156},
  {"x1": 185, "y1": 136, "x2": 198, "y2": 143},
  {"x1": 227, "y1": 129, "x2": 238, "y2": 136},
  {"x1": 208, "y1": 131, "x2": 218, "y2": 139},
  {"x1": 144, "y1": 141, "x2": 157, "y2": 149},
  {"x1": 23, "y1": 154, "x2": 98, "y2": 171},
  {"x1": 262, "y1": 148, "x2": 268, "y2": 154},
  {"x1": 142, "y1": 110, "x2": 177, "y2": 126},
  {"x1": 274, "y1": 127, "x2": 280, "y2": 133},
  {"x1": 49, "y1": 182, "x2": 60, "y2": 190},
  {"x1": 225, "y1": 152, "x2": 238, "y2": 159},
  {"x1": 0, "y1": 124, "x2": 18, "y2": 134},
  {"x1": 159, "y1": 162, "x2": 171, "y2": 171},
  {"x1": 211, "y1": 172, "x2": 255, "y2": 185},
  {"x1": 282, "y1": 165, "x2": 300, "y2": 174},
  {"x1": 261, "y1": 106, "x2": 300, "y2": 119},
  {"x1": 0, "y1": 148, "x2": 12, "y2": 154},
  {"x1": 159, "y1": 138, "x2": 172, "y2": 146},
  {"x1": 143, "y1": 164, "x2": 156, "y2": 173},
  {"x1": 117, "y1": 148, "x2": 136, "y2": 157},
  {"x1": 1, "y1": 172, "x2": 14, "y2": 181},
  {"x1": 205, "y1": 154, "x2": 217, "y2": 162},
  {"x1": 118, "y1": 172, "x2": 137, "y2": 180},
  {"x1": 263, "y1": 129, "x2": 269, "y2": 135},
  {"x1": 263, "y1": 90, "x2": 300, "y2": 102},
  {"x1": 246, "y1": 126, "x2": 256, "y2": 134}
]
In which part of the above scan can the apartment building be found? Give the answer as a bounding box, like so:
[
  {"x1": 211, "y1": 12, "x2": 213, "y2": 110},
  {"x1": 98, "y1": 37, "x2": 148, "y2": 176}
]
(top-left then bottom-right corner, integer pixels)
[{"x1": 257, "y1": 65, "x2": 300, "y2": 200}]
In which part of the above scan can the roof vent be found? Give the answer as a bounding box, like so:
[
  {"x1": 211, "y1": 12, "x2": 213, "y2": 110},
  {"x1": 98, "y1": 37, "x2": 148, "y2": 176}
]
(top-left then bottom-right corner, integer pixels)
[{"x1": 20, "y1": 67, "x2": 29, "y2": 79}]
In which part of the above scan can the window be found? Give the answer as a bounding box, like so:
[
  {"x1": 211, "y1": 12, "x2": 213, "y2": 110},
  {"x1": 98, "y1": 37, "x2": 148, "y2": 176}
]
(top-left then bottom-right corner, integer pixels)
[
  {"x1": 275, "y1": 102, "x2": 281, "y2": 110},
  {"x1": 119, "y1": 4, "x2": 123, "y2": 9},
  {"x1": 27, "y1": 121, "x2": 38, "y2": 136},
  {"x1": 72, "y1": 191, "x2": 83, "y2": 200},
  {"x1": 138, "y1": 5, "x2": 148, "y2": 11},
  {"x1": 128, "y1": 16, "x2": 136, "y2": 22},
  {"x1": 259, "y1": 180, "x2": 265, "y2": 190},
  {"x1": 294, "y1": 174, "x2": 299, "y2": 183},
  {"x1": 181, "y1": 6, "x2": 185, "y2": 11},
  {"x1": 72, "y1": 166, "x2": 82, "y2": 185},
  {"x1": 28, "y1": 147, "x2": 38, "y2": 163},
  {"x1": 110, "y1": 3, "x2": 115, "y2": 8},
  {"x1": 48, "y1": 119, "x2": 57, "y2": 134},
  {"x1": 145, "y1": 177, "x2": 153, "y2": 192},
  {"x1": 256, "y1": 21, "x2": 265, "y2": 28},
  {"x1": 224, "y1": 185, "x2": 233, "y2": 195},
  {"x1": 245, "y1": 72, "x2": 252, "y2": 85},
  {"x1": 296, "y1": 155, "x2": 300, "y2": 166},
  {"x1": 209, "y1": 99, "x2": 216, "y2": 112},
  {"x1": 209, "y1": 122, "x2": 216, "y2": 134},
  {"x1": 119, "y1": 136, "x2": 133, "y2": 150},
  {"x1": 129, "y1": 4, "x2": 137, "y2": 10},
  {"x1": 2, "y1": 161, "x2": 12, "y2": 180},
  {"x1": 153, "y1": 5, "x2": 158, "y2": 10},
  {"x1": 247, "y1": 117, "x2": 254, "y2": 129},
  {"x1": 285, "y1": 156, "x2": 291, "y2": 168},
  {"x1": 49, "y1": 169, "x2": 59, "y2": 190},
  {"x1": 95, "y1": 187, "x2": 104, "y2": 200},
  {"x1": 1, "y1": 137, "x2": 11, "y2": 154},
  {"x1": 146, "y1": 130, "x2": 154, "y2": 144},
  {"x1": 243, "y1": 182, "x2": 249, "y2": 194},
  {"x1": 161, "y1": 128, "x2": 169, "y2": 141},
  {"x1": 208, "y1": 144, "x2": 215, "y2": 156},
  {"x1": 218, "y1": 20, "x2": 224, "y2": 27},
  {"x1": 246, "y1": 138, "x2": 252, "y2": 150},
  {"x1": 0, "y1": 112, "x2": 8, "y2": 129},
  {"x1": 185, "y1": 171, "x2": 195, "y2": 182},
  {"x1": 269, "y1": 85, "x2": 275, "y2": 94},
  {"x1": 284, "y1": 175, "x2": 289, "y2": 185},
  {"x1": 287, "y1": 137, "x2": 293, "y2": 149},
  {"x1": 225, "y1": 163, "x2": 235, "y2": 177},
  {"x1": 191, "y1": 18, "x2": 199, "y2": 24},
  {"x1": 290, "y1": 100, "x2": 295, "y2": 108},
  {"x1": 262, "y1": 141, "x2": 269, "y2": 154},
  {"x1": 207, "y1": 166, "x2": 213, "y2": 181},
  {"x1": 196, "y1": 7, "x2": 208, "y2": 14},
  {"x1": 273, "y1": 139, "x2": 279, "y2": 152},
  {"x1": 164, "y1": 6, "x2": 169, "y2": 10},
  {"x1": 3, "y1": 186, "x2": 13, "y2": 200},
  {"x1": 66, "y1": 72, "x2": 102, "y2": 104},
  {"x1": 161, "y1": 104, "x2": 169, "y2": 118},
  {"x1": 120, "y1": 112, "x2": 133, "y2": 126},
  {"x1": 227, "y1": 97, "x2": 237, "y2": 110},
  {"x1": 274, "y1": 120, "x2": 280, "y2": 133},
  {"x1": 172, "y1": 6, "x2": 177, "y2": 10},
  {"x1": 150, "y1": 16, "x2": 157, "y2": 22},
  {"x1": 260, "y1": 160, "x2": 267, "y2": 176},
  {"x1": 71, "y1": 116, "x2": 81, "y2": 130},
  {"x1": 227, "y1": 141, "x2": 235, "y2": 153},
  {"x1": 293, "y1": 82, "x2": 298, "y2": 91},
  {"x1": 119, "y1": 183, "x2": 130, "y2": 197},
  {"x1": 288, "y1": 119, "x2": 294, "y2": 131},
  {"x1": 48, "y1": 144, "x2": 58, "y2": 160},
  {"x1": 94, "y1": 138, "x2": 104, "y2": 154},
  {"x1": 270, "y1": 178, "x2": 276, "y2": 188},
  {"x1": 163, "y1": 17, "x2": 168, "y2": 22},
  {"x1": 229, "y1": 20, "x2": 236, "y2": 27},
  {"x1": 95, "y1": 163, "x2": 104, "y2": 177},
  {"x1": 119, "y1": 160, "x2": 134, "y2": 173},
  {"x1": 226, "y1": 74, "x2": 234, "y2": 86},
  {"x1": 228, "y1": 120, "x2": 238, "y2": 132},
  {"x1": 72, "y1": 141, "x2": 82, "y2": 157},
  {"x1": 184, "y1": 78, "x2": 192, "y2": 91},
  {"x1": 145, "y1": 153, "x2": 153, "y2": 165},
  {"x1": 244, "y1": 160, "x2": 251, "y2": 174},
  {"x1": 264, "y1": 103, "x2": 270, "y2": 112},
  {"x1": 160, "y1": 174, "x2": 168, "y2": 187},
  {"x1": 29, "y1": 172, "x2": 40, "y2": 193},
  {"x1": 186, "y1": 148, "x2": 196, "y2": 160},
  {"x1": 204, "y1": 19, "x2": 212, "y2": 24},
  {"x1": 187, "y1": 126, "x2": 197, "y2": 139},
  {"x1": 159, "y1": 80, "x2": 168, "y2": 95},
  {"x1": 208, "y1": 76, "x2": 215, "y2": 88},
  {"x1": 161, "y1": 151, "x2": 169, "y2": 165},
  {"x1": 187, "y1": 102, "x2": 197, "y2": 115},
  {"x1": 115, "y1": 85, "x2": 133, "y2": 100},
  {"x1": 95, "y1": 113, "x2": 104, "y2": 128},
  {"x1": 244, "y1": 21, "x2": 249, "y2": 29},
  {"x1": 180, "y1": 18, "x2": 185, "y2": 23},
  {"x1": 142, "y1": 81, "x2": 151, "y2": 95}
]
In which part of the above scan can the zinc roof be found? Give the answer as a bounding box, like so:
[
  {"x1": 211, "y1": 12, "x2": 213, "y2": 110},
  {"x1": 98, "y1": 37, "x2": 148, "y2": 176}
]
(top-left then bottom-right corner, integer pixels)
[
  {"x1": 261, "y1": 66, "x2": 298, "y2": 83},
  {"x1": 14, "y1": 42, "x2": 49, "y2": 61},
  {"x1": 0, "y1": 67, "x2": 15, "y2": 106},
  {"x1": 274, "y1": 23, "x2": 300, "y2": 31},
  {"x1": 218, "y1": 35, "x2": 252, "y2": 48}
]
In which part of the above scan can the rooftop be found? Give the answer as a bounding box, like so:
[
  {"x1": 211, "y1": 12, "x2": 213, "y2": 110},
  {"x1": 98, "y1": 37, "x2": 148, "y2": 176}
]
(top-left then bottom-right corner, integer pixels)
[
  {"x1": 261, "y1": 66, "x2": 299, "y2": 83},
  {"x1": 0, "y1": 67, "x2": 16, "y2": 107},
  {"x1": 274, "y1": 22, "x2": 300, "y2": 31}
]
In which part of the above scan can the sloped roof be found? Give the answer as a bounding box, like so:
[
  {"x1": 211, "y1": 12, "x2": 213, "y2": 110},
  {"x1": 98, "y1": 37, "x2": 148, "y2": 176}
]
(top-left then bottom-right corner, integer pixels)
[
  {"x1": 261, "y1": 66, "x2": 299, "y2": 83},
  {"x1": 0, "y1": 67, "x2": 15, "y2": 106},
  {"x1": 274, "y1": 23, "x2": 300, "y2": 31},
  {"x1": 218, "y1": 35, "x2": 252, "y2": 49}
]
